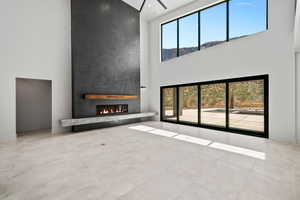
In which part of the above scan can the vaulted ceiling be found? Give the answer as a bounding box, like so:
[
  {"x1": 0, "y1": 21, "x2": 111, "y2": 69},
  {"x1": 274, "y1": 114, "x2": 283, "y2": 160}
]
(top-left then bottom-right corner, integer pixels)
[{"x1": 121, "y1": 0, "x2": 197, "y2": 20}]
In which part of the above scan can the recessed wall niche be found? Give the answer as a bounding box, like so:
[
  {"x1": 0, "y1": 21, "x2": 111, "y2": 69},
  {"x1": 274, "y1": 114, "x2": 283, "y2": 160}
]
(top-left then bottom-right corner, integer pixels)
[{"x1": 16, "y1": 78, "x2": 52, "y2": 136}]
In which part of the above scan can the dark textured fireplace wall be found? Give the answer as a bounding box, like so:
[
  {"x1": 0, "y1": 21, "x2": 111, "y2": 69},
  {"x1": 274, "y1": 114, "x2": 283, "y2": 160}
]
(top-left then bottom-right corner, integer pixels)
[{"x1": 72, "y1": 0, "x2": 140, "y2": 131}]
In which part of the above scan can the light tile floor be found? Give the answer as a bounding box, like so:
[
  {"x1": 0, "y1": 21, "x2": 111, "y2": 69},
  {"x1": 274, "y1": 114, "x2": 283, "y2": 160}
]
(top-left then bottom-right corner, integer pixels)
[{"x1": 0, "y1": 121, "x2": 299, "y2": 200}]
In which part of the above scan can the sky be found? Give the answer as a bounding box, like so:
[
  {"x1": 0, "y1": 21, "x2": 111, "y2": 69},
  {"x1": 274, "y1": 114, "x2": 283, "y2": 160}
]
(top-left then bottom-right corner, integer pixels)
[{"x1": 162, "y1": 0, "x2": 267, "y2": 49}]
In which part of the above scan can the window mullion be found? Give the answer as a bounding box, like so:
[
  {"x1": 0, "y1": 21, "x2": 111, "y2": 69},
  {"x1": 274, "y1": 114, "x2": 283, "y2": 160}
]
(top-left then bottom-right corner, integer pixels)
[
  {"x1": 198, "y1": 11, "x2": 201, "y2": 51},
  {"x1": 226, "y1": 0, "x2": 229, "y2": 41},
  {"x1": 177, "y1": 19, "x2": 179, "y2": 57},
  {"x1": 198, "y1": 84, "x2": 201, "y2": 125},
  {"x1": 176, "y1": 87, "x2": 179, "y2": 122},
  {"x1": 161, "y1": 24, "x2": 163, "y2": 62},
  {"x1": 266, "y1": 0, "x2": 269, "y2": 29},
  {"x1": 226, "y1": 82, "x2": 229, "y2": 129}
]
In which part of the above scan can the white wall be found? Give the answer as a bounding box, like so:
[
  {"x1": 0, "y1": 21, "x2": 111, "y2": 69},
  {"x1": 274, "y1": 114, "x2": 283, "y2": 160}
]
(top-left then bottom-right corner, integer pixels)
[
  {"x1": 295, "y1": 0, "x2": 300, "y2": 51},
  {"x1": 296, "y1": 53, "x2": 300, "y2": 143},
  {"x1": 147, "y1": 0, "x2": 297, "y2": 142},
  {"x1": 296, "y1": 1, "x2": 300, "y2": 144},
  {"x1": 0, "y1": 0, "x2": 71, "y2": 141},
  {"x1": 140, "y1": 18, "x2": 150, "y2": 112}
]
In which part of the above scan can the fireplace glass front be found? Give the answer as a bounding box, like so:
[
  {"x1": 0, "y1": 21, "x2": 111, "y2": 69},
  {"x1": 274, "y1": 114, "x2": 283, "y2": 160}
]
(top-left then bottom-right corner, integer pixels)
[{"x1": 96, "y1": 104, "x2": 128, "y2": 115}]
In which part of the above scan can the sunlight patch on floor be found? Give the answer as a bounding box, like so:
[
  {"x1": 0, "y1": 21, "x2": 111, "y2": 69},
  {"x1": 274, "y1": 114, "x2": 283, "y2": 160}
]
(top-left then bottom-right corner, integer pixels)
[
  {"x1": 209, "y1": 142, "x2": 266, "y2": 160},
  {"x1": 129, "y1": 125, "x2": 266, "y2": 160},
  {"x1": 148, "y1": 129, "x2": 178, "y2": 137},
  {"x1": 174, "y1": 134, "x2": 211, "y2": 146},
  {"x1": 129, "y1": 125, "x2": 156, "y2": 132}
]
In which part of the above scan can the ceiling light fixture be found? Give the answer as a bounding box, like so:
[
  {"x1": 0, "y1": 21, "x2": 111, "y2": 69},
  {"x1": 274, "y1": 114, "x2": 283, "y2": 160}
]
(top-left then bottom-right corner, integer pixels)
[{"x1": 139, "y1": 0, "x2": 167, "y2": 12}]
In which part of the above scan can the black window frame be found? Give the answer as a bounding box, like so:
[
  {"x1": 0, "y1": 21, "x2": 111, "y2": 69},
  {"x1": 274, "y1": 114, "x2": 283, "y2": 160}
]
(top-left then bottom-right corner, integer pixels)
[
  {"x1": 200, "y1": 1, "x2": 227, "y2": 49},
  {"x1": 161, "y1": 87, "x2": 178, "y2": 121},
  {"x1": 160, "y1": 0, "x2": 269, "y2": 62},
  {"x1": 178, "y1": 85, "x2": 199, "y2": 124},
  {"x1": 200, "y1": 82, "x2": 227, "y2": 128},
  {"x1": 161, "y1": 19, "x2": 179, "y2": 62},
  {"x1": 160, "y1": 74, "x2": 269, "y2": 139},
  {"x1": 228, "y1": 0, "x2": 269, "y2": 40},
  {"x1": 178, "y1": 11, "x2": 199, "y2": 57}
]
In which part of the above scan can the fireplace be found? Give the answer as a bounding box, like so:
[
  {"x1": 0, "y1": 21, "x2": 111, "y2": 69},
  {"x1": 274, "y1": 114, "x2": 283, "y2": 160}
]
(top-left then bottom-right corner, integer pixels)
[{"x1": 96, "y1": 104, "x2": 128, "y2": 115}]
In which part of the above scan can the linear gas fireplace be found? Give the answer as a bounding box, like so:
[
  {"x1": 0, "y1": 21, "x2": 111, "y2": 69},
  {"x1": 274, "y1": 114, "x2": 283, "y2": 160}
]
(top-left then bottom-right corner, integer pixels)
[{"x1": 96, "y1": 104, "x2": 128, "y2": 116}]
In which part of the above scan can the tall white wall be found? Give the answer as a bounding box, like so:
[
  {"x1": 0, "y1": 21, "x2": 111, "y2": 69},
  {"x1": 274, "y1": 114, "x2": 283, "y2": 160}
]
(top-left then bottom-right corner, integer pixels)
[
  {"x1": 296, "y1": 0, "x2": 300, "y2": 144},
  {"x1": 296, "y1": 53, "x2": 300, "y2": 144},
  {"x1": 140, "y1": 18, "x2": 150, "y2": 112},
  {"x1": 148, "y1": 0, "x2": 297, "y2": 142},
  {"x1": 0, "y1": 0, "x2": 71, "y2": 141},
  {"x1": 295, "y1": 0, "x2": 300, "y2": 51}
]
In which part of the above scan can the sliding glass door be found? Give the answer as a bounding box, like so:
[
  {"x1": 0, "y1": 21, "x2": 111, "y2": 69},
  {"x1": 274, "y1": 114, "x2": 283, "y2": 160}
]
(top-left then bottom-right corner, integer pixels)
[
  {"x1": 178, "y1": 85, "x2": 198, "y2": 124},
  {"x1": 160, "y1": 75, "x2": 268, "y2": 138},
  {"x1": 229, "y1": 80, "x2": 265, "y2": 132},
  {"x1": 201, "y1": 83, "x2": 226, "y2": 127},
  {"x1": 162, "y1": 87, "x2": 177, "y2": 121}
]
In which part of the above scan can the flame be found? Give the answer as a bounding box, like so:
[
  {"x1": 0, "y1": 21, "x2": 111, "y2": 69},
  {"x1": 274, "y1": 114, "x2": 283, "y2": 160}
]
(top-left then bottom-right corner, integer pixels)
[{"x1": 98, "y1": 105, "x2": 127, "y2": 115}]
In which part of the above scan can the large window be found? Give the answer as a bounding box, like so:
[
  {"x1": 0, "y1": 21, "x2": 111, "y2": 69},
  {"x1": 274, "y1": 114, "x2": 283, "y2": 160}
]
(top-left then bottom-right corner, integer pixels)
[
  {"x1": 161, "y1": 0, "x2": 268, "y2": 62},
  {"x1": 161, "y1": 21, "x2": 178, "y2": 62},
  {"x1": 161, "y1": 75, "x2": 268, "y2": 138},
  {"x1": 200, "y1": 3, "x2": 227, "y2": 49},
  {"x1": 229, "y1": 0, "x2": 267, "y2": 40},
  {"x1": 179, "y1": 13, "x2": 199, "y2": 56}
]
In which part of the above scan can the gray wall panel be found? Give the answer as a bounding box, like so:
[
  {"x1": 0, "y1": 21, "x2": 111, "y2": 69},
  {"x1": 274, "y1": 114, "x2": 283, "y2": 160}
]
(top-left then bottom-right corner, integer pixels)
[{"x1": 72, "y1": 0, "x2": 140, "y2": 131}]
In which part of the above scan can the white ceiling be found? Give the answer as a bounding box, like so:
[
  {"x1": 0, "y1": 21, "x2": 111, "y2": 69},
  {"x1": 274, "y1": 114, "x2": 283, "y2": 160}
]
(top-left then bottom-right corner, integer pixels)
[{"x1": 121, "y1": 0, "x2": 197, "y2": 20}]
